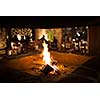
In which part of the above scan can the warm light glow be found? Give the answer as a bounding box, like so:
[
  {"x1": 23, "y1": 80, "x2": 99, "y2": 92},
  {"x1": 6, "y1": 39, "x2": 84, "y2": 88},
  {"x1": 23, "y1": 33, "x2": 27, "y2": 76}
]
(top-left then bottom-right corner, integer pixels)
[
  {"x1": 17, "y1": 34, "x2": 21, "y2": 41},
  {"x1": 39, "y1": 29, "x2": 48, "y2": 41},
  {"x1": 24, "y1": 36, "x2": 26, "y2": 40},
  {"x1": 42, "y1": 34, "x2": 59, "y2": 73},
  {"x1": 42, "y1": 41, "x2": 51, "y2": 65},
  {"x1": 42, "y1": 41, "x2": 59, "y2": 73},
  {"x1": 82, "y1": 41, "x2": 85, "y2": 44},
  {"x1": 75, "y1": 27, "x2": 77, "y2": 29},
  {"x1": 30, "y1": 33, "x2": 32, "y2": 37},
  {"x1": 18, "y1": 42, "x2": 20, "y2": 45},
  {"x1": 11, "y1": 42, "x2": 14, "y2": 49},
  {"x1": 72, "y1": 39, "x2": 75, "y2": 42},
  {"x1": 30, "y1": 38, "x2": 33, "y2": 42},
  {"x1": 62, "y1": 44, "x2": 65, "y2": 47},
  {"x1": 76, "y1": 32, "x2": 80, "y2": 37},
  {"x1": 14, "y1": 46, "x2": 18, "y2": 49},
  {"x1": 7, "y1": 35, "x2": 9, "y2": 39},
  {"x1": 86, "y1": 26, "x2": 88, "y2": 29},
  {"x1": 9, "y1": 50, "x2": 12, "y2": 55}
]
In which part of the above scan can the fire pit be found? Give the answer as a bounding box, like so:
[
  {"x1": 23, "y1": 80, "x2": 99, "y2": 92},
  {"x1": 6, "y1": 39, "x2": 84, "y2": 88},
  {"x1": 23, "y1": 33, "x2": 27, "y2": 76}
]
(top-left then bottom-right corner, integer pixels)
[
  {"x1": 33, "y1": 40, "x2": 61, "y2": 75},
  {"x1": 41, "y1": 60, "x2": 60, "y2": 75},
  {"x1": 32, "y1": 30, "x2": 64, "y2": 76}
]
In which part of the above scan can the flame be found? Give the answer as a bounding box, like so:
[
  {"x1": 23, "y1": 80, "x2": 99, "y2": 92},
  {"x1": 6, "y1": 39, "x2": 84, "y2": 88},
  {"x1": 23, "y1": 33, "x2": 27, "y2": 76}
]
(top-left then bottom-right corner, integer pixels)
[
  {"x1": 41, "y1": 30, "x2": 59, "y2": 74},
  {"x1": 42, "y1": 41, "x2": 59, "y2": 73},
  {"x1": 40, "y1": 29, "x2": 51, "y2": 65},
  {"x1": 42, "y1": 41, "x2": 51, "y2": 65}
]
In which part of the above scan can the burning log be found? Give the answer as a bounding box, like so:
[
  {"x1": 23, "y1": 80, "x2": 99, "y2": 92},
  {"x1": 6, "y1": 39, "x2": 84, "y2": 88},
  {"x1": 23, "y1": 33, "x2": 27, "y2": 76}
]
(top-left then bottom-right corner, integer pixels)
[
  {"x1": 41, "y1": 60, "x2": 60, "y2": 75},
  {"x1": 42, "y1": 64, "x2": 54, "y2": 75},
  {"x1": 40, "y1": 33, "x2": 60, "y2": 75}
]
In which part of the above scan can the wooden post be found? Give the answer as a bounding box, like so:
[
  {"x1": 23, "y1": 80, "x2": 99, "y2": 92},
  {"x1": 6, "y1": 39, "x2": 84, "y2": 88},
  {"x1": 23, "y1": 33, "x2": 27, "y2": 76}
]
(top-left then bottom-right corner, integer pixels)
[{"x1": 88, "y1": 26, "x2": 100, "y2": 56}]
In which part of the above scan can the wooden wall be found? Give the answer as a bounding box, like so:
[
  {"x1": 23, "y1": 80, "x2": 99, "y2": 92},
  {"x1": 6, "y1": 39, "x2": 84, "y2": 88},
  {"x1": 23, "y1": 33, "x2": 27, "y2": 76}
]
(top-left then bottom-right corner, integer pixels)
[{"x1": 88, "y1": 26, "x2": 100, "y2": 56}]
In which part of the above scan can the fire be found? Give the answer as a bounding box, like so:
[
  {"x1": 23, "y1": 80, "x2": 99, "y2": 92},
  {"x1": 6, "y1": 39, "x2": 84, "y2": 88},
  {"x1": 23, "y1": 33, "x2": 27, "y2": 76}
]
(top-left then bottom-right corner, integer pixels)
[
  {"x1": 42, "y1": 36, "x2": 59, "y2": 74},
  {"x1": 42, "y1": 41, "x2": 51, "y2": 65},
  {"x1": 40, "y1": 29, "x2": 51, "y2": 65},
  {"x1": 39, "y1": 30, "x2": 59, "y2": 74}
]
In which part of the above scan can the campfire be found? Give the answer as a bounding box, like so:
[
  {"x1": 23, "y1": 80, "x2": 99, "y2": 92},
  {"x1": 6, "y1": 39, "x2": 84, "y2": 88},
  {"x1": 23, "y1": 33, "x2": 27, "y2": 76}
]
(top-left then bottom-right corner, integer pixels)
[
  {"x1": 41, "y1": 40, "x2": 60, "y2": 75},
  {"x1": 38, "y1": 31, "x2": 60, "y2": 75}
]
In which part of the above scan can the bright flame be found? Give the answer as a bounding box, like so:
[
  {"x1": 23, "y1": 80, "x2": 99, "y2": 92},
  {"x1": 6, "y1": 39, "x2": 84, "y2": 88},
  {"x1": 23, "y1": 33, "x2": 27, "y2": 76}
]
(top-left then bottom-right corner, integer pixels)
[
  {"x1": 42, "y1": 41, "x2": 59, "y2": 73},
  {"x1": 41, "y1": 31, "x2": 59, "y2": 74},
  {"x1": 42, "y1": 41, "x2": 51, "y2": 65}
]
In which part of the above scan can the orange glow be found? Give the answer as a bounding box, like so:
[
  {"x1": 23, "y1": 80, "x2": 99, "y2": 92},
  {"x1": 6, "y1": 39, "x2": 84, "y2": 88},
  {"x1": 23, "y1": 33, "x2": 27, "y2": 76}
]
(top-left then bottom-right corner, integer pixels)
[
  {"x1": 11, "y1": 42, "x2": 14, "y2": 49},
  {"x1": 42, "y1": 41, "x2": 59, "y2": 73},
  {"x1": 17, "y1": 34, "x2": 21, "y2": 41},
  {"x1": 39, "y1": 29, "x2": 51, "y2": 65},
  {"x1": 38, "y1": 29, "x2": 48, "y2": 41},
  {"x1": 40, "y1": 30, "x2": 59, "y2": 74},
  {"x1": 42, "y1": 41, "x2": 51, "y2": 65},
  {"x1": 9, "y1": 50, "x2": 12, "y2": 55}
]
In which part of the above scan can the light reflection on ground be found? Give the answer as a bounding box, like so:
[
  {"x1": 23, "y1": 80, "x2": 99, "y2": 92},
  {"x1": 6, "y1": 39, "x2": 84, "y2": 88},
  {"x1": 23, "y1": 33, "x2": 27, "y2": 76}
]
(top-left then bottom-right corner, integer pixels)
[{"x1": 2, "y1": 51, "x2": 91, "y2": 82}]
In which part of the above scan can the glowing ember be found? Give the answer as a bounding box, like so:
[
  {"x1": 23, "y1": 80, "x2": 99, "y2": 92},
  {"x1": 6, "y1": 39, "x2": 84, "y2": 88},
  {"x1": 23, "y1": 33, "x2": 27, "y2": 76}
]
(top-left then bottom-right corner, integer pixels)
[
  {"x1": 40, "y1": 29, "x2": 51, "y2": 65},
  {"x1": 14, "y1": 46, "x2": 18, "y2": 49}
]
